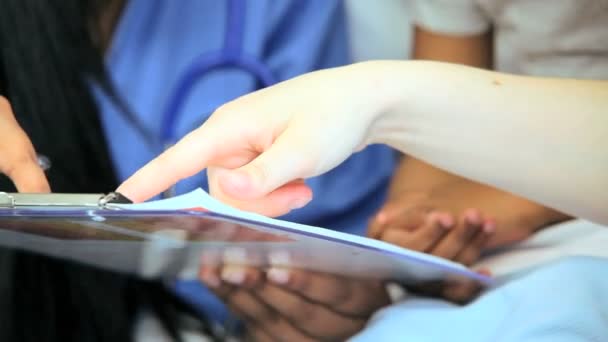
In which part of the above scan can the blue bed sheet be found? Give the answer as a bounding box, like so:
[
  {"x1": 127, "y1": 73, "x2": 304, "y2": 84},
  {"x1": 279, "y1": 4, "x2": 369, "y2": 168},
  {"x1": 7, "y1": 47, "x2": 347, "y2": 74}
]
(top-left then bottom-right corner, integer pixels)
[{"x1": 352, "y1": 256, "x2": 608, "y2": 342}]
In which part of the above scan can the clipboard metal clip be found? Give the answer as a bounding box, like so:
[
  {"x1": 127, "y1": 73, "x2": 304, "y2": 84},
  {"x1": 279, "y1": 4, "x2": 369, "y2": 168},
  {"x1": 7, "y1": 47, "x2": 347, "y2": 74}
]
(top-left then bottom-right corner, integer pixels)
[{"x1": 0, "y1": 192, "x2": 132, "y2": 209}]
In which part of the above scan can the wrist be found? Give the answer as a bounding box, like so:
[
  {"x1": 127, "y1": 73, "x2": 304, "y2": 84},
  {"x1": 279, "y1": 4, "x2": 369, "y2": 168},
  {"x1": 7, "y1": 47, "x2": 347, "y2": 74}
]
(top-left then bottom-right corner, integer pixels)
[
  {"x1": 346, "y1": 61, "x2": 414, "y2": 147},
  {"x1": 358, "y1": 60, "x2": 438, "y2": 151}
]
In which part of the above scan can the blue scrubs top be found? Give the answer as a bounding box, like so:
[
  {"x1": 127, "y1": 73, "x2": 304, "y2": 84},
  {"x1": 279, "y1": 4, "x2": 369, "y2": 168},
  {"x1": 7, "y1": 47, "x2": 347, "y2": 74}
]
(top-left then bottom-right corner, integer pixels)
[{"x1": 96, "y1": 0, "x2": 397, "y2": 323}]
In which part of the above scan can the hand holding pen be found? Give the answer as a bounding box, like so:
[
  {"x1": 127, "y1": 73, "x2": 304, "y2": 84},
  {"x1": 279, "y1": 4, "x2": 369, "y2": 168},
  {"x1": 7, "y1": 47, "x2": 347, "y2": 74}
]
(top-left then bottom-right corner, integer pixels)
[{"x1": 0, "y1": 96, "x2": 50, "y2": 193}]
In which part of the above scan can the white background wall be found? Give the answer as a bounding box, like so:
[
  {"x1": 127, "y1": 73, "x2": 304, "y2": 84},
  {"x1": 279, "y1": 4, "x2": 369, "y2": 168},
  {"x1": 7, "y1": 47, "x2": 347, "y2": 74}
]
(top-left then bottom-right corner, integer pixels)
[{"x1": 345, "y1": 0, "x2": 413, "y2": 61}]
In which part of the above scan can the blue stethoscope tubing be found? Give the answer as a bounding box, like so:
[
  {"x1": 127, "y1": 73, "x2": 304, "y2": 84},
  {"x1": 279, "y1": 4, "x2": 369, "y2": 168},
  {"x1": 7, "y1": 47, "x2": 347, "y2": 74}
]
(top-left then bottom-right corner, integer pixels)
[
  {"x1": 158, "y1": 0, "x2": 277, "y2": 197},
  {"x1": 160, "y1": 0, "x2": 278, "y2": 146}
]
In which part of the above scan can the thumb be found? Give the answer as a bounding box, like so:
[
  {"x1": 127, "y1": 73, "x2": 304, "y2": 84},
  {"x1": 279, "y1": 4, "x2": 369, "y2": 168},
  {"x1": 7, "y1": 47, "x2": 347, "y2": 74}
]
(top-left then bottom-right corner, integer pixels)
[{"x1": 218, "y1": 140, "x2": 315, "y2": 202}]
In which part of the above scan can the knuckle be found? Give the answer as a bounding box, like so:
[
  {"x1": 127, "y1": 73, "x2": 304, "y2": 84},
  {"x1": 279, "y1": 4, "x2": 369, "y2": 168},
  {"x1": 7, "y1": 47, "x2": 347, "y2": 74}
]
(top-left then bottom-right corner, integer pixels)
[
  {"x1": 243, "y1": 271, "x2": 264, "y2": 289},
  {"x1": 428, "y1": 222, "x2": 446, "y2": 238},
  {"x1": 212, "y1": 101, "x2": 238, "y2": 118},
  {"x1": 381, "y1": 229, "x2": 407, "y2": 247},
  {"x1": 456, "y1": 224, "x2": 477, "y2": 242},
  {"x1": 290, "y1": 302, "x2": 318, "y2": 325},
  {"x1": 246, "y1": 161, "x2": 269, "y2": 186},
  {"x1": 285, "y1": 271, "x2": 309, "y2": 293}
]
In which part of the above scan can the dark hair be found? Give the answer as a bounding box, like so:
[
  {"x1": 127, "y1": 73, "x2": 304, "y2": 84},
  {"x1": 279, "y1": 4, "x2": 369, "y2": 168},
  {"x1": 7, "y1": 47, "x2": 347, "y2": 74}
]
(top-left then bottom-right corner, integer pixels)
[{"x1": 0, "y1": 1, "x2": 209, "y2": 340}]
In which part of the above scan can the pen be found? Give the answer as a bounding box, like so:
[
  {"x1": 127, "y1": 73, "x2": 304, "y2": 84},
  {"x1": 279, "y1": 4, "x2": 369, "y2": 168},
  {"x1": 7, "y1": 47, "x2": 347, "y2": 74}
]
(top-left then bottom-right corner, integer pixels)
[{"x1": 37, "y1": 153, "x2": 51, "y2": 171}]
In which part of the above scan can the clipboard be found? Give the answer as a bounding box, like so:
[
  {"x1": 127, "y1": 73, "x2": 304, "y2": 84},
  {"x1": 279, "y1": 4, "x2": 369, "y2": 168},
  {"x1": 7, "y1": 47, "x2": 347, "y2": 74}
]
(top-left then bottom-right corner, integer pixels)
[
  {"x1": 0, "y1": 190, "x2": 492, "y2": 285},
  {"x1": 0, "y1": 192, "x2": 132, "y2": 208}
]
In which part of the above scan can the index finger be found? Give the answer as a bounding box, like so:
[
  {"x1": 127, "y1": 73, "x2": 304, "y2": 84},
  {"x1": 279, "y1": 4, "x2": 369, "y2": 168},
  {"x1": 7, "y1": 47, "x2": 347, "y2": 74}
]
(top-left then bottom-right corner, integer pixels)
[
  {"x1": 0, "y1": 97, "x2": 50, "y2": 193},
  {"x1": 5, "y1": 158, "x2": 51, "y2": 193},
  {"x1": 117, "y1": 126, "x2": 220, "y2": 202},
  {"x1": 368, "y1": 204, "x2": 431, "y2": 239},
  {"x1": 266, "y1": 268, "x2": 389, "y2": 315}
]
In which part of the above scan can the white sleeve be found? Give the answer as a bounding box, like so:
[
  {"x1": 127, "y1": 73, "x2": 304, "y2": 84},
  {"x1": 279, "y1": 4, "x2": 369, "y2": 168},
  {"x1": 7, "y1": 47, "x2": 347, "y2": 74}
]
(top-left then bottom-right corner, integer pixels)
[{"x1": 410, "y1": 0, "x2": 491, "y2": 35}]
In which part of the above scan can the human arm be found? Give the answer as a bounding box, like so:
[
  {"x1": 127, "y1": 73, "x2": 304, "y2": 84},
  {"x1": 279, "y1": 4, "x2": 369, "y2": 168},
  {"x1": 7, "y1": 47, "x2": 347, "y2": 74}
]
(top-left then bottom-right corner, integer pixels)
[
  {"x1": 118, "y1": 60, "x2": 608, "y2": 225},
  {"x1": 382, "y1": 0, "x2": 570, "y2": 245},
  {"x1": 387, "y1": 24, "x2": 492, "y2": 196},
  {"x1": 366, "y1": 61, "x2": 607, "y2": 224},
  {"x1": 364, "y1": 26, "x2": 573, "y2": 289}
]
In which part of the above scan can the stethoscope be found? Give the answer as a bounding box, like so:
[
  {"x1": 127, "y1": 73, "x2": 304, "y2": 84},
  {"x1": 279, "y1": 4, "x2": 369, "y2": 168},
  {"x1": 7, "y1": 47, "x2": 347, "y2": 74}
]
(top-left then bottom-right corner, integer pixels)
[
  {"x1": 159, "y1": 0, "x2": 277, "y2": 198},
  {"x1": 37, "y1": 0, "x2": 278, "y2": 199}
]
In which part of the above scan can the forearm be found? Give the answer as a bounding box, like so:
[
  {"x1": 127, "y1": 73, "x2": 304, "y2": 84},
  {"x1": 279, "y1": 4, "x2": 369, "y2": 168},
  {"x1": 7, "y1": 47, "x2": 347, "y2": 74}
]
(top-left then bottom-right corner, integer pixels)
[
  {"x1": 388, "y1": 26, "x2": 493, "y2": 198},
  {"x1": 388, "y1": 157, "x2": 461, "y2": 198},
  {"x1": 455, "y1": 184, "x2": 573, "y2": 248},
  {"x1": 364, "y1": 60, "x2": 608, "y2": 224}
]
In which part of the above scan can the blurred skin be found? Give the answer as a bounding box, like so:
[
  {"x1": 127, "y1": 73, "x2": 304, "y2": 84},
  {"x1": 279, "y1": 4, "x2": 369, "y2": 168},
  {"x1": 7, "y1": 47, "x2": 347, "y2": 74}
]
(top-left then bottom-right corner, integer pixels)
[
  {"x1": 200, "y1": 252, "x2": 390, "y2": 341},
  {"x1": 197, "y1": 206, "x2": 492, "y2": 341},
  {"x1": 0, "y1": 96, "x2": 50, "y2": 193},
  {"x1": 370, "y1": 199, "x2": 496, "y2": 266},
  {"x1": 203, "y1": 267, "x2": 388, "y2": 341}
]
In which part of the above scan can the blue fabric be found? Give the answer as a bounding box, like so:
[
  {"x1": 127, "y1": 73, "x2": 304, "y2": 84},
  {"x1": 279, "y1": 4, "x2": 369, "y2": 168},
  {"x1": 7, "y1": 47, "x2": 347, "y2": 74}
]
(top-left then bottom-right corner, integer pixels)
[
  {"x1": 95, "y1": 0, "x2": 396, "y2": 322},
  {"x1": 352, "y1": 256, "x2": 608, "y2": 342}
]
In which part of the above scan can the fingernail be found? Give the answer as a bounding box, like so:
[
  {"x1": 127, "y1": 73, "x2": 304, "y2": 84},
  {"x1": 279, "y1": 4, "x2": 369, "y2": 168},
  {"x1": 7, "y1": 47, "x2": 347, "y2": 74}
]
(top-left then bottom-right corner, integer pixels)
[
  {"x1": 465, "y1": 210, "x2": 481, "y2": 225},
  {"x1": 221, "y1": 267, "x2": 246, "y2": 285},
  {"x1": 476, "y1": 268, "x2": 493, "y2": 277},
  {"x1": 200, "y1": 269, "x2": 221, "y2": 288},
  {"x1": 223, "y1": 247, "x2": 247, "y2": 264},
  {"x1": 483, "y1": 219, "x2": 496, "y2": 233},
  {"x1": 375, "y1": 212, "x2": 387, "y2": 224},
  {"x1": 289, "y1": 197, "x2": 311, "y2": 210},
  {"x1": 438, "y1": 213, "x2": 454, "y2": 228},
  {"x1": 268, "y1": 250, "x2": 290, "y2": 266},
  {"x1": 267, "y1": 268, "x2": 290, "y2": 285}
]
